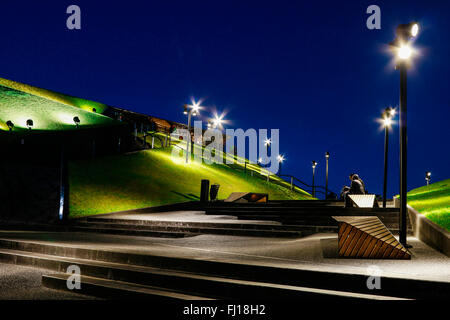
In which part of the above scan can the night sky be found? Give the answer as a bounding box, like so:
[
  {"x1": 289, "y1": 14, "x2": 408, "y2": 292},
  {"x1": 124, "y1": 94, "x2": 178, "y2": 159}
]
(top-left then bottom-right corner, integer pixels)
[{"x1": 0, "y1": 0, "x2": 448, "y2": 197}]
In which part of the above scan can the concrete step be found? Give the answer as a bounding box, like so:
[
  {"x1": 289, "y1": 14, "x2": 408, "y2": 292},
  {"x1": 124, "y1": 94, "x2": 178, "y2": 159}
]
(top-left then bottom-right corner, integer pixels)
[
  {"x1": 84, "y1": 217, "x2": 306, "y2": 231},
  {"x1": 0, "y1": 239, "x2": 445, "y2": 299},
  {"x1": 235, "y1": 215, "x2": 401, "y2": 224},
  {"x1": 73, "y1": 221, "x2": 304, "y2": 238},
  {"x1": 70, "y1": 226, "x2": 192, "y2": 238},
  {"x1": 205, "y1": 209, "x2": 399, "y2": 215},
  {"x1": 42, "y1": 274, "x2": 212, "y2": 300},
  {"x1": 207, "y1": 201, "x2": 345, "y2": 208},
  {"x1": 0, "y1": 247, "x2": 409, "y2": 300}
]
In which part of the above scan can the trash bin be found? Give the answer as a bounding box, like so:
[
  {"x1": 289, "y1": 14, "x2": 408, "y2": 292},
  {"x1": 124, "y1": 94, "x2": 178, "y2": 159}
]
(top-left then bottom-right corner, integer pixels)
[
  {"x1": 200, "y1": 179, "x2": 210, "y2": 202},
  {"x1": 210, "y1": 184, "x2": 220, "y2": 201}
]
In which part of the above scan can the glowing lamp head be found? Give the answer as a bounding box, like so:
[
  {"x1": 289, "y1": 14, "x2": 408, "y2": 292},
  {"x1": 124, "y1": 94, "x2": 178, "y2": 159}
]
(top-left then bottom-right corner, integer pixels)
[
  {"x1": 387, "y1": 107, "x2": 396, "y2": 117},
  {"x1": 191, "y1": 103, "x2": 200, "y2": 113},
  {"x1": 26, "y1": 119, "x2": 33, "y2": 129},
  {"x1": 398, "y1": 45, "x2": 412, "y2": 60},
  {"x1": 183, "y1": 105, "x2": 188, "y2": 115},
  {"x1": 411, "y1": 23, "x2": 419, "y2": 37},
  {"x1": 277, "y1": 154, "x2": 285, "y2": 163},
  {"x1": 325, "y1": 151, "x2": 330, "y2": 159},
  {"x1": 383, "y1": 117, "x2": 392, "y2": 128},
  {"x1": 312, "y1": 161, "x2": 317, "y2": 169},
  {"x1": 396, "y1": 22, "x2": 420, "y2": 39},
  {"x1": 425, "y1": 171, "x2": 431, "y2": 179},
  {"x1": 213, "y1": 117, "x2": 222, "y2": 128},
  {"x1": 257, "y1": 157, "x2": 263, "y2": 164},
  {"x1": 264, "y1": 138, "x2": 271, "y2": 146},
  {"x1": 6, "y1": 120, "x2": 14, "y2": 131}
]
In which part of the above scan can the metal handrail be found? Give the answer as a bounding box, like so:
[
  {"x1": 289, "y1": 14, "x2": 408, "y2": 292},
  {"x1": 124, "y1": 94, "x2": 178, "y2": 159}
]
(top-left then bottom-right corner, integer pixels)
[{"x1": 143, "y1": 130, "x2": 332, "y2": 198}]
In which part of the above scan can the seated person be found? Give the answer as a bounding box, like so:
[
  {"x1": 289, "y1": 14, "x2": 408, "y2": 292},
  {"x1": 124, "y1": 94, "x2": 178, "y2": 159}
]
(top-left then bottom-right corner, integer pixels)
[
  {"x1": 351, "y1": 173, "x2": 367, "y2": 194},
  {"x1": 342, "y1": 174, "x2": 365, "y2": 207},
  {"x1": 340, "y1": 186, "x2": 350, "y2": 201}
]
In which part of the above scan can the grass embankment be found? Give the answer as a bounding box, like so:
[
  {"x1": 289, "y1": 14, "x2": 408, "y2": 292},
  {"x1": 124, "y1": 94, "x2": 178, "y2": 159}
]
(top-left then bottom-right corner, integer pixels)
[
  {"x1": 69, "y1": 145, "x2": 312, "y2": 218},
  {"x1": 408, "y1": 179, "x2": 450, "y2": 231},
  {"x1": 0, "y1": 77, "x2": 115, "y2": 132}
]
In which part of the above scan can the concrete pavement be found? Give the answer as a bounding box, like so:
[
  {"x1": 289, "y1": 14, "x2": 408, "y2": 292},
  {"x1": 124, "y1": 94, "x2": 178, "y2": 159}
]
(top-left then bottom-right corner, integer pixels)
[
  {"x1": 0, "y1": 229, "x2": 448, "y2": 283},
  {"x1": 0, "y1": 262, "x2": 97, "y2": 300}
]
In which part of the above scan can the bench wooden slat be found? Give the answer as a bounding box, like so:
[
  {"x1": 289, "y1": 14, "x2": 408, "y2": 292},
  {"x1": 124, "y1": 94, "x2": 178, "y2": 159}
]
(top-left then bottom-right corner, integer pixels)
[{"x1": 333, "y1": 216, "x2": 410, "y2": 260}]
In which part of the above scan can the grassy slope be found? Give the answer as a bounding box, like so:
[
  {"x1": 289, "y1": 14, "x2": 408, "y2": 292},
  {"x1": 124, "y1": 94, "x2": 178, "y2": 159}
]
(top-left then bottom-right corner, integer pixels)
[
  {"x1": 0, "y1": 77, "x2": 109, "y2": 114},
  {"x1": 0, "y1": 77, "x2": 115, "y2": 131},
  {"x1": 69, "y1": 146, "x2": 312, "y2": 217},
  {"x1": 408, "y1": 179, "x2": 450, "y2": 231},
  {"x1": 0, "y1": 86, "x2": 115, "y2": 131}
]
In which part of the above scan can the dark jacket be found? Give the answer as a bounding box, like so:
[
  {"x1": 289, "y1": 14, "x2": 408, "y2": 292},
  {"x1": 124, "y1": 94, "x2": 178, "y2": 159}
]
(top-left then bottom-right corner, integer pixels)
[
  {"x1": 349, "y1": 179, "x2": 365, "y2": 195},
  {"x1": 352, "y1": 174, "x2": 367, "y2": 194}
]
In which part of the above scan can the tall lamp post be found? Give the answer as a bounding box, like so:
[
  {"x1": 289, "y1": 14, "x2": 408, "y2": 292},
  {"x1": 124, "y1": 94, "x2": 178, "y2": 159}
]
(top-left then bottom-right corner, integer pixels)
[
  {"x1": 389, "y1": 21, "x2": 419, "y2": 247},
  {"x1": 325, "y1": 152, "x2": 330, "y2": 199},
  {"x1": 312, "y1": 160, "x2": 317, "y2": 198},
  {"x1": 381, "y1": 107, "x2": 395, "y2": 208},
  {"x1": 183, "y1": 101, "x2": 201, "y2": 163},
  {"x1": 425, "y1": 171, "x2": 431, "y2": 186}
]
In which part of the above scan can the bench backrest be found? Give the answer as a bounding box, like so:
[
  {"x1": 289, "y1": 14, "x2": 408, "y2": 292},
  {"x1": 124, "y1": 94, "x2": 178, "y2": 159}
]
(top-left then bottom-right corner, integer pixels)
[{"x1": 348, "y1": 194, "x2": 378, "y2": 208}]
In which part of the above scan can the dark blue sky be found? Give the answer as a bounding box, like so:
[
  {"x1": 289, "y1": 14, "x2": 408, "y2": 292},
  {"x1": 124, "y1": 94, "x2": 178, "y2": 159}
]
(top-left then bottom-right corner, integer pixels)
[{"x1": 0, "y1": 0, "x2": 449, "y2": 197}]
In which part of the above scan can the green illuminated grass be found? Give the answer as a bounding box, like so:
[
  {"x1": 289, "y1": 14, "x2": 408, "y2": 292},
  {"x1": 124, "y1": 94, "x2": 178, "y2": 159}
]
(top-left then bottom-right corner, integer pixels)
[
  {"x1": 0, "y1": 85, "x2": 116, "y2": 131},
  {"x1": 0, "y1": 77, "x2": 108, "y2": 114},
  {"x1": 408, "y1": 179, "x2": 450, "y2": 231},
  {"x1": 69, "y1": 146, "x2": 312, "y2": 217}
]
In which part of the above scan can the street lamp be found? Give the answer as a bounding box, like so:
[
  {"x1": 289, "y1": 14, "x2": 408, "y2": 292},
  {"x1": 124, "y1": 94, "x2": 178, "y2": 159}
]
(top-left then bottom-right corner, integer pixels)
[
  {"x1": 183, "y1": 100, "x2": 202, "y2": 163},
  {"x1": 325, "y1": 152, "x2": 330, "y2": 199},
  {"x1": 389, "y1": 21, "x2": 419, "y2": 247},
  {"x1": 312, "y1": 161, "x2": 317, "y2": 198},
  {"x1": 277, "y1": 154, "x2": 285, "y2": 174},
  {"x1": 6, "y1": 120, "x2": 14, "y2": 131},
  {"x1": 73, "y1": 116, "x2": 81, "y2": 128},
  {"x1": 425, "y1": 171, "x2": 431, "y2": 186},
  {"x1": 381, "y1": 107, "x2": 396, "y2": 208},
  {"x1": 210, "y1": 113, "x2": 226, "y2": 130},
  {"x1": 26, "y1": 119, "x2": 33, "y2": 130}
]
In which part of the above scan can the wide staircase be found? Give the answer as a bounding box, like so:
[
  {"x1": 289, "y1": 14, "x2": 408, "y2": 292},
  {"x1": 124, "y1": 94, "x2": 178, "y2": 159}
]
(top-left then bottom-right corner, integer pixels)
[
  {"x1": 70, "y1": 200, "x2": 411, "y2": 238},
  {"x1": 0, "y1": 200, "x2": 422, "y2": 300},
  {"x1": 204, "y1": 200, "x2": 411, "y2": 234},
  {"x1": 0, "y1": 238, "x2": 447, "y2": 300}
]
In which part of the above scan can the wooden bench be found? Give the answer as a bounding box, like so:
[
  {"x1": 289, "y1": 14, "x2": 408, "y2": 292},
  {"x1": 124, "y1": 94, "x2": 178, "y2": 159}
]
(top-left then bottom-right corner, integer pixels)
[
  {"x1": 224, "y1": 192, "x2": 268, "y2": 203},
  {"x1": 332, "y1": 216, "x2": 411, "y2": 259},
  {"x1": 348, "y1": 194, "x2": 379, "y2": 208}
]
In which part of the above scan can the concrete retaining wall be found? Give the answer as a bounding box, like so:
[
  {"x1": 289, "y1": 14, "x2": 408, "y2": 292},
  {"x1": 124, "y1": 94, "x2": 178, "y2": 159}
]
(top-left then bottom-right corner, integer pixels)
[{"x1": 408, "y1": 205, "x2": 450, "y2": 257}]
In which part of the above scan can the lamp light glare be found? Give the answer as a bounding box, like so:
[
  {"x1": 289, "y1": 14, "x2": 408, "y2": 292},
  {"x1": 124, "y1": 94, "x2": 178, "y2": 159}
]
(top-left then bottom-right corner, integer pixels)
[
  {"x1": 398, "y1": 45, "x2": 412, "y2": 59},
  {"x1": 389, "y1": 108, "x2": 396, "y2": 117},
  {"x1": 411, "y1": 23, "x2": 419, "y2": 37},
  {"x1": 383, "y1": 117, "x2": 392, "y2": 127}
]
